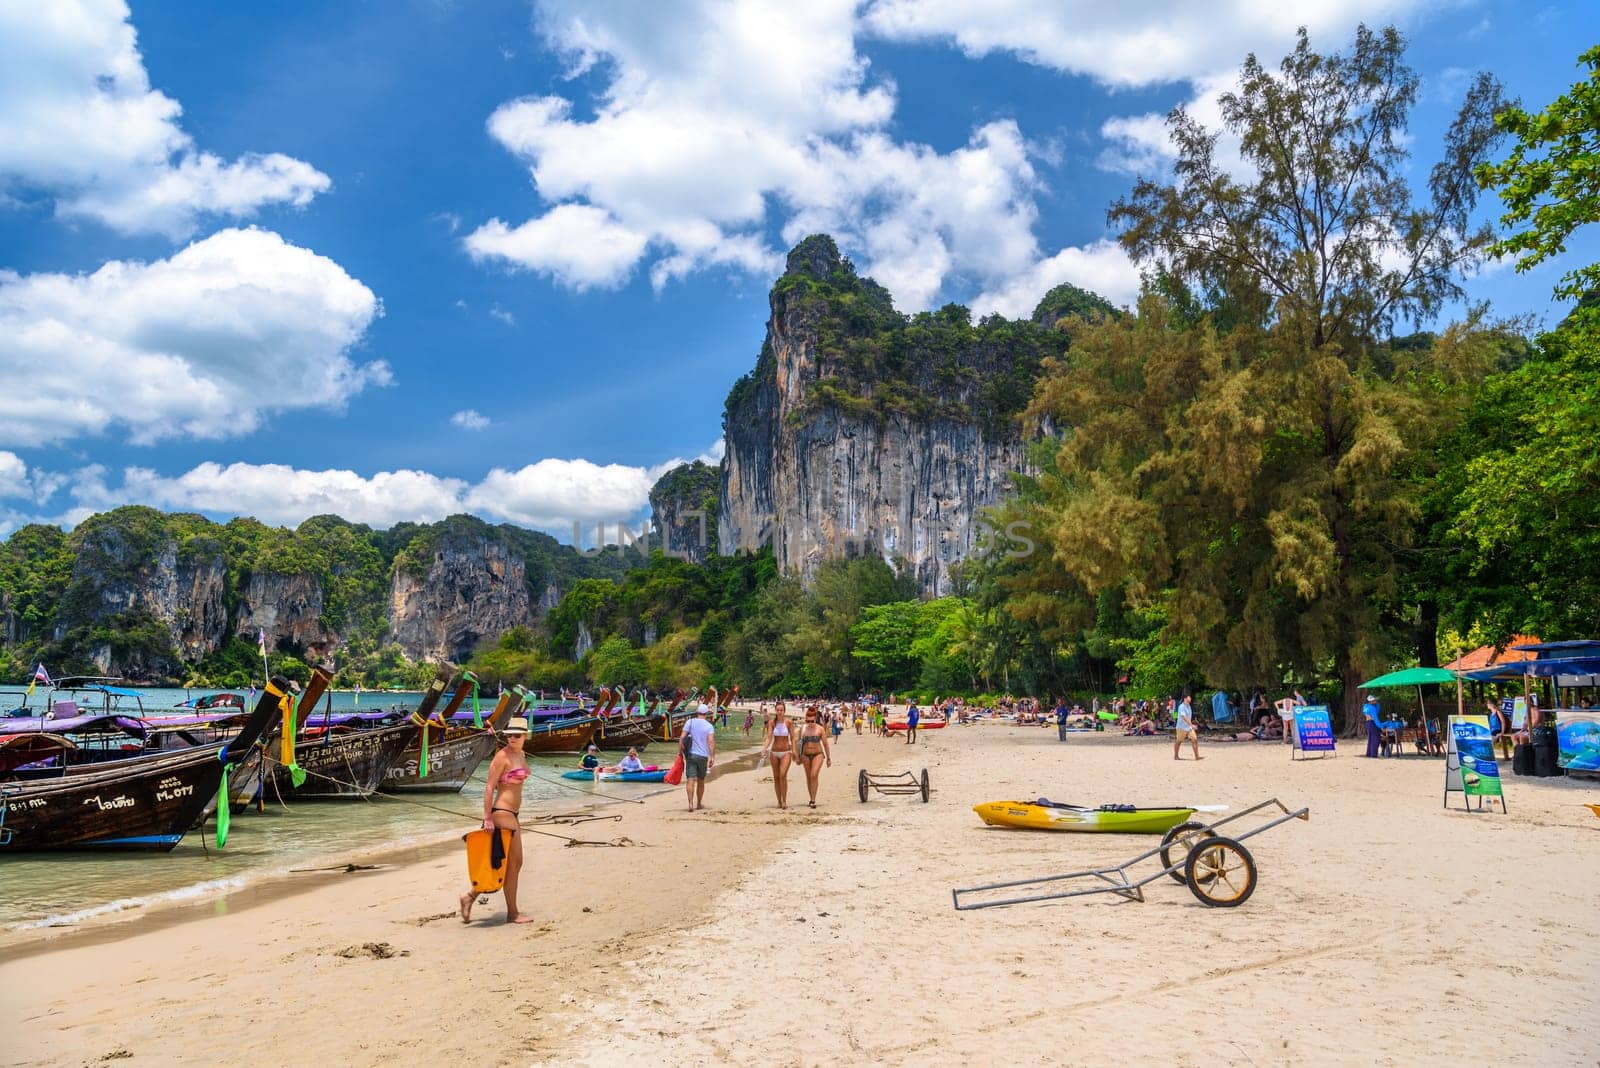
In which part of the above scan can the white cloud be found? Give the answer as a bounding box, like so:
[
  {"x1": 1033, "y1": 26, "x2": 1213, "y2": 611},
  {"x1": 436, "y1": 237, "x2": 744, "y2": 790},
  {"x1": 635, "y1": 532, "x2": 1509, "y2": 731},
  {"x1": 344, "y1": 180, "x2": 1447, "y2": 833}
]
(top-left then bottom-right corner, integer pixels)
[
  {"x1": 972, "y1": 239, "x2": 1141, "y2": 317},
  {"x1": 0, "y1": 0, "x2": 329, "y2": 237},
  {"x1": 0, "y1": 451, "x2": 30, "y2": 499},
  {"x1": 0, "y1": 227, "x2": 386, "y2": 447},
  {"x1": 488, "y1": 304, "x2": 516, "y2": 326},
  {"x1": 43, "y1": 454, "x2": 674, "y2": 534},
  {"x1": 467, "y1": 0, "x2": 1111, "y2": 313},
  {"x1": 451, "y1": 409, "x2": 491, "y2": 431},
  {"x1": 862, "y1": 1, "x2": 1430, "y2": 89}
]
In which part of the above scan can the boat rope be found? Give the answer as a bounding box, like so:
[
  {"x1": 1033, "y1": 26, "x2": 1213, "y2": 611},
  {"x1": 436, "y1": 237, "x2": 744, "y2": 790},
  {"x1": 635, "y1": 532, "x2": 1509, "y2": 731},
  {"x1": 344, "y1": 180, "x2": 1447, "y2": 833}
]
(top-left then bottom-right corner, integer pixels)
[{"x1": 257, "y1": 758, "x2": 641, "y2": 845}]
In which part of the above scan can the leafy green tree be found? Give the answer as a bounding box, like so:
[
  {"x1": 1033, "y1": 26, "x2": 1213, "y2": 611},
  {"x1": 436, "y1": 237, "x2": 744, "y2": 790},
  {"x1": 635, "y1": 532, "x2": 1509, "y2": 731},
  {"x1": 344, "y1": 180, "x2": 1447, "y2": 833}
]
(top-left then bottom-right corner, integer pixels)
[
  {"x1": 1036, "y1": 26, "x2": 1511, "y2": 728},
  {"x1": 587, "y1": 635, "x2": 647, "y2": 688},
  {"x1": 1476, "y1": 45, "x2": 1600, "y2": 300}
]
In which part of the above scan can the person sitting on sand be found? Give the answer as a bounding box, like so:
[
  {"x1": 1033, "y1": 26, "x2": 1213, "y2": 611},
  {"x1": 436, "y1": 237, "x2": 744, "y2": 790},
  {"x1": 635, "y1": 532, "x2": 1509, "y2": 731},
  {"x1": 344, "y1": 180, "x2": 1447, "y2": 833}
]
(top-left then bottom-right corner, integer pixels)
[
  {"x1": 460, "y1": 717, "x2": 533, "y2": 925},
  {"x1": 797, "y1": 706, "x2": 832, "y2": 807},
  {"x1": 764, "y1": 701, "x2": 795, "y2": 809}
]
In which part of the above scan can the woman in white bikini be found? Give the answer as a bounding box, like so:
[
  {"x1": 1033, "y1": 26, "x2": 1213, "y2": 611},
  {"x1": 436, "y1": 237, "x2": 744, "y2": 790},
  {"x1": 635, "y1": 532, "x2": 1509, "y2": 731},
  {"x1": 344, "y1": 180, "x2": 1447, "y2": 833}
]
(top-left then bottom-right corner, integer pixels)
[{"x1": 763, "y1": 701, "x2": 795, "y2": 809}]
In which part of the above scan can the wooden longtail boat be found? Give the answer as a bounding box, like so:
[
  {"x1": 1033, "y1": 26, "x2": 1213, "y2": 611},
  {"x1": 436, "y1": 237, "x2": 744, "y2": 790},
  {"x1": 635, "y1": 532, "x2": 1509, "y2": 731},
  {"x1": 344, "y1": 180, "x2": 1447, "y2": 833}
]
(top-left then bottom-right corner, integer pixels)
[
  {"x1": 259, "y1": 668, "x2": 408, "y2": 800},
  {"x1": 522, "y1": 716, "x2": 598, "y2": 755},
  {"x1": 382, "y1": 673, "x2": 516, "y2": 793},
  {"x1": 593, "y1": 713, "x2": 666, "y2": 750},
  {"x1": 0, "y1": 680, "x2": 283, "y2": 851}
]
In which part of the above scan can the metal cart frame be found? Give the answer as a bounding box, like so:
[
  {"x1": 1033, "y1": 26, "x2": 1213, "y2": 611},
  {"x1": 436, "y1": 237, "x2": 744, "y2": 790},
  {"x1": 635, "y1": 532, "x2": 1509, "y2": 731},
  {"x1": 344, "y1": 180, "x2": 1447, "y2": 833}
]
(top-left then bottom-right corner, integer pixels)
[
  {"x1": 859, "y1": 767, "x2": 930, "y2": 803},
  {"x1": 952, "y1": 798, "x2": 1309, "y2": 910}
]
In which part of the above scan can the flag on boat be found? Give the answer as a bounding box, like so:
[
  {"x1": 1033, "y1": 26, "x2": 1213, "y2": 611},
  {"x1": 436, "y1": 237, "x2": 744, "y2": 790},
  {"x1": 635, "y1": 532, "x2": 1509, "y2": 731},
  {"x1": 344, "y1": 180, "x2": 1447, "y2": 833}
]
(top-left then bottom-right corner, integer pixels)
[
  {"x1": 26, "y1": 662, "x2": 50, "y2": 696},
  {"x1": 257, "y1": 628, "x2": 268, "y2": 657}
]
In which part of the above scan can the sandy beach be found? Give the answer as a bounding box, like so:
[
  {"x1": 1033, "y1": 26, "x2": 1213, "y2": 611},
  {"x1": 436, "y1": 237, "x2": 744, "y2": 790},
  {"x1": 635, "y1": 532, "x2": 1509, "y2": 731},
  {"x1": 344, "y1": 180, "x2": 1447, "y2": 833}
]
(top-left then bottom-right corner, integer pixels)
[{"x1": 3, "y1": 715, "x2": 1595, "y2": 1067}]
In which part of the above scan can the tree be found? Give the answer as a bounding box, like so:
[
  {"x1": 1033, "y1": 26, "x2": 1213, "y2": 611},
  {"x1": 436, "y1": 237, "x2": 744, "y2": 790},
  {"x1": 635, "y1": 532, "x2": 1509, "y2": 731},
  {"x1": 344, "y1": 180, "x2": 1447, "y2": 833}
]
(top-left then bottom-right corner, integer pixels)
[
  {"x1": 1476, "y1": 45, "x2": 1600, "y2": 301},
  {"x1": 1040, "y1": 25, "x2": 1511, "y2": 729},
  {"x1": 587, "y1": 636, "x2": 647, "y2": 688}
]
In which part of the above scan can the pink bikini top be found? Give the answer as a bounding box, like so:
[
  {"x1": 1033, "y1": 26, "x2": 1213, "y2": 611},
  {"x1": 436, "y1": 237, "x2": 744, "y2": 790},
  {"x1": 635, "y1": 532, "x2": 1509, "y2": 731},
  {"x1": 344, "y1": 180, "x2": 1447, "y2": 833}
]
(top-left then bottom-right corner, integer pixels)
[{"x1": 501, "y1": 766, "x2": 529, "y2": 784}]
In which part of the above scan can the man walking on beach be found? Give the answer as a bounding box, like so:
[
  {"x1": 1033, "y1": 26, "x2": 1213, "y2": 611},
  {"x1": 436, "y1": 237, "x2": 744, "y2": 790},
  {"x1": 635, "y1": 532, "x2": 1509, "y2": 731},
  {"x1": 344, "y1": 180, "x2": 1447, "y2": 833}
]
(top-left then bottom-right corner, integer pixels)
[
  {"x1": 682, "y1": 703, "x2": 716, "y2": 812},
  {"x1": 1174, "y1": 694, "x2": 1201, "y2": 760},
  {"x1": 905, "y1": 700, "x2": 920, "y2": 744}
]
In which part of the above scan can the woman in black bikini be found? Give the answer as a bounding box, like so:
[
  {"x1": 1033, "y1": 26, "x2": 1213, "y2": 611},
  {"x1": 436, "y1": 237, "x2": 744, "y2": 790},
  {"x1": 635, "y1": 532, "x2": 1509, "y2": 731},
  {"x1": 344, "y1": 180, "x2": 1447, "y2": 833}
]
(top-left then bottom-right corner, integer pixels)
[
  {"x1": 460, "y1": 717, "x2": 534, "y2": 925},
  {"x1": 763, "y1": 701, "x2": 795, "y2": 809},
  {"x1": 797, "y1": 705, "x2": 831, "y2": 807}
]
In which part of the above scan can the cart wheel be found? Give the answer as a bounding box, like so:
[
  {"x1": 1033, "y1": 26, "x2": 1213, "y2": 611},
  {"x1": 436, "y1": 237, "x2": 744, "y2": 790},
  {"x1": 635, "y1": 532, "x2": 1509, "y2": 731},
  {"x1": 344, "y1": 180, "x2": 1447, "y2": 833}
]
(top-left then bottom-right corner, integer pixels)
[
  {"x1": 1184, "y1": 836, "x2": 1256, "y2": 907},
  {"x1": 919, "y1": 768, "x2": 930, "y2": 803},
  {"x1": 1160, "y1": 821, "x2": 1217, "y2": 884},
  {"x1": 858, "y1": 768, "x2": 869, "y2": 803}
]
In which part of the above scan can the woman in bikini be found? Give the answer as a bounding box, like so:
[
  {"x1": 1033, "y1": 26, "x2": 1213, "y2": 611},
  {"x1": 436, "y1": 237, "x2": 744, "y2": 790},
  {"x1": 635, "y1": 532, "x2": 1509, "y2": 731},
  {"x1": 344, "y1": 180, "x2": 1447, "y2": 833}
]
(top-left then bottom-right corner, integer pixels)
[
  {"x1": 460, "y1": 716, "x2": 534, "y2": 924},
  {"x1": 797, "y1": 705, "x2": 832, "y2": 808},
  {"x1": 763, "y1": 701, "x2": 795, "y2": 809}
]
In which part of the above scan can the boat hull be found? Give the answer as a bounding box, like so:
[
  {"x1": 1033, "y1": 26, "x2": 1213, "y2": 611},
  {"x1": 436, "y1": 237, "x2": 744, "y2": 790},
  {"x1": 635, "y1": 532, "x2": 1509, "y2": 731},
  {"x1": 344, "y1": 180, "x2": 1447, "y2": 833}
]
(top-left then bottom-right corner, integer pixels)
[
  {"x1": 523, "y1": 718, "x2": 598, "y2": 755},
  {"x1": 973, "y1": 802, "x2": 1194, "y2": 833},
  {"x1": 263, "y1": 725, "x2": 415, "y2": 799},
  {"x1": 0, "y1": 744, "x2": 231, "y2": 851},
  {"x1": 592, "y1": 716, "x2": 664, "y2": 751},
  {"x1": 381, "y1": 728, "x2": 498, "y2": 793}
]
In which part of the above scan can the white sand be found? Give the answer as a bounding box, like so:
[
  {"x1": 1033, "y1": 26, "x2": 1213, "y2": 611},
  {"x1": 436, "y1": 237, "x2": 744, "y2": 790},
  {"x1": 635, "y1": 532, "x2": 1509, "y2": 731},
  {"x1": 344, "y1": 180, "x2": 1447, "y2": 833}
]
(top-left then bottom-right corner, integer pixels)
[{"x1": 3, "y1": 717, "x2": 1595, "y2": 1067}]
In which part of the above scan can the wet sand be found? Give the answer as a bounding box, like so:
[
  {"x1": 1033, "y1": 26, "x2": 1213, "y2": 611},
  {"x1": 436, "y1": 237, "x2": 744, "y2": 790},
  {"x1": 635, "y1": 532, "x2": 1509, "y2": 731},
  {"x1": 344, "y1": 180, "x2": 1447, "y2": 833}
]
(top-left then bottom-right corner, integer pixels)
[{"x1": 3, "y1": 717, "x2": 1595, "y2": 1066}]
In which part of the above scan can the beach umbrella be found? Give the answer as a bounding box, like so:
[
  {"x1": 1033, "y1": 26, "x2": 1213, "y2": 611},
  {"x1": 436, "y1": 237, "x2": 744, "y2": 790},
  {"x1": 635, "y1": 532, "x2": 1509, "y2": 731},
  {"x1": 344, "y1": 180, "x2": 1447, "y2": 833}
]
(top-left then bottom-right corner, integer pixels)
[{"x1": 1360, "y1": 667, "x2": 1461, "y2": 741}]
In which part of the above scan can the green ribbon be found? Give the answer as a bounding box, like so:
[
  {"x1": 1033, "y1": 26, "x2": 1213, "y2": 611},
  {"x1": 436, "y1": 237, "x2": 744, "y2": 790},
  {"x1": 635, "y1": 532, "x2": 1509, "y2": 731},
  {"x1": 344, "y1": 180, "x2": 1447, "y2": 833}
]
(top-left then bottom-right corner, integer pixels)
[
  {"x1": 216, "y1": 762, "x2": 231, "y2": 847},
  {"x1": 468, "y1": 672, "x2": 482, "y2": 728},
  {"x1": 419, "y1": 718, "x2": 430, "y2": 778}
]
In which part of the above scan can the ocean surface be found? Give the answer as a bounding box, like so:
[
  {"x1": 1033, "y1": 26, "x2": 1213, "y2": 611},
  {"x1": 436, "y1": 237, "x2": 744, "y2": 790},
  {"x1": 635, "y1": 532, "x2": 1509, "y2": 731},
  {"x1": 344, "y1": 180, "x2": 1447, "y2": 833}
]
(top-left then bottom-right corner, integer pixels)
[{"x1": 1, "y1": 689, "x2": 760, "y2": 930}]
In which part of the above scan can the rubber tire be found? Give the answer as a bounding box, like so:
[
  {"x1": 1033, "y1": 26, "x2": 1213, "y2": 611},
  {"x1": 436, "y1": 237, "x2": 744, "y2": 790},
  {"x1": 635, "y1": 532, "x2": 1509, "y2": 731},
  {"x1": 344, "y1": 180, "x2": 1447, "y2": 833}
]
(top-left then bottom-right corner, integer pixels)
[
  {"x1": 1184, "y1": 836, "x2": 1256, "y2": 907},
  {"x1": 858, "y1": 768, "x2": 869, "y2": 803},
  {"x1": 1160, "y1": 821, "x2": 1217, "y2": 884},
  {"x1": 919, "y1": 768, "x2": 930, "y2": 803}
]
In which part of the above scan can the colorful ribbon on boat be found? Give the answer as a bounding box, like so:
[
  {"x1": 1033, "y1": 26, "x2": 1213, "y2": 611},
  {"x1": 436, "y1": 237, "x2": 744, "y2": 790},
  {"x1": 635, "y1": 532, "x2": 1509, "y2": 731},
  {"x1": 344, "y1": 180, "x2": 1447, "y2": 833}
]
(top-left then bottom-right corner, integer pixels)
[
  {"x1": 272, "y1": 681, "x2": 307, "y2": 788},
  {"x1": 215, "y1": 750, "x2": 232, "y2": 848},
  {"x1": 419, "y1": 717, "x2": 430, "y2": 778},
  {"x1": 466, "y1": 671, "x2": 482, "y2": 728}
]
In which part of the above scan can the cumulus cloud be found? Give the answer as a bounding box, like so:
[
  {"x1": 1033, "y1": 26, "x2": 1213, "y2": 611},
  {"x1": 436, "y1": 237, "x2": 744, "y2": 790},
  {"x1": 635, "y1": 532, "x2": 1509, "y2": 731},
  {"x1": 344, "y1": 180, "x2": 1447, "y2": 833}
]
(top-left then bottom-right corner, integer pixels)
[
  {"x1": 973, "y1": 240, "x2": 1142, "y2": 317},
  {"x1": 466, "y1": 0, "x2": 1124, "y2": 313},
  {"x1": 0, "y1": 227, "x2": 386, "y2": 447},
  {"x1": 0, "y1": 0, "x2": 329, "y2": 236},
  {"x1": 451, "y1": 409, "x2": 491, "y2": 431},
  {"x1": 861, "y1": 0, "x2": 1430, "y2": 89},
  {"x1": 44, "y1": 453, "x2": 678, "y2": 534}
]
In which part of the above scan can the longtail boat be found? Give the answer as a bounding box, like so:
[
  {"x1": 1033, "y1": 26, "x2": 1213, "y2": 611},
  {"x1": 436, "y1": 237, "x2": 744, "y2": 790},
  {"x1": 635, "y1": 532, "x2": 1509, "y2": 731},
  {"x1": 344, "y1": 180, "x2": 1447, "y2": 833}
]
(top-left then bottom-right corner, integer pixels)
[
  {"x1": 260, "y1": 669, "x2": 415, "y2": 800},
  {"x1": 0, "y1": 679, "x2": 283, "y2": 851},
  {"x1": 523, "y1": 715, "x2": 599, "y2": 754},
  {"x1": 382, "y1": 671, "x2": 516, "y2": 793}
]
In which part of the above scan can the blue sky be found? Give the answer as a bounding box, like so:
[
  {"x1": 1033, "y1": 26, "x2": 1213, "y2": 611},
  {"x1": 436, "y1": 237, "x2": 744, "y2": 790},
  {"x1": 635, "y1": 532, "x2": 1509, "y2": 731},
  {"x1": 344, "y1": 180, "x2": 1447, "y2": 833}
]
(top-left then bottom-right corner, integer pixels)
[{"x1": 0, "y1": 0, "x2": 1595, "y2": 539}]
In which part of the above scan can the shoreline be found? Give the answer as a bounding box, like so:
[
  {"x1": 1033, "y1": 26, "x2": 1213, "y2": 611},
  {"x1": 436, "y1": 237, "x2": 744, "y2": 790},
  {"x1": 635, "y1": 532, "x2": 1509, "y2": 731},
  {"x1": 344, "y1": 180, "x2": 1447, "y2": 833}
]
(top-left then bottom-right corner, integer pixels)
[{"x1": 5, "y1": 723, "x2": 1595, "y2": 1065}]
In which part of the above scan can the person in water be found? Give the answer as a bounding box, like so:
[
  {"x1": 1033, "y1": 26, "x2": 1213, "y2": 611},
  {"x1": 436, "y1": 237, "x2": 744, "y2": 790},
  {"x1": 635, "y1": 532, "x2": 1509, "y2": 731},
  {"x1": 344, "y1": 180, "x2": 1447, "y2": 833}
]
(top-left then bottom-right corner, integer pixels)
[
  {"x1": 763, "y1": 701, "x2": 795, "y2": 809},
  {"x1": 460, "y1": 717, "x2": 533, "y2": 925},
  {"x1": 580, "y1": 744, "x2": 601, "y2": 770},
  {"x1": 797, "y1": 706, "x2": 832, "y2": 807}
]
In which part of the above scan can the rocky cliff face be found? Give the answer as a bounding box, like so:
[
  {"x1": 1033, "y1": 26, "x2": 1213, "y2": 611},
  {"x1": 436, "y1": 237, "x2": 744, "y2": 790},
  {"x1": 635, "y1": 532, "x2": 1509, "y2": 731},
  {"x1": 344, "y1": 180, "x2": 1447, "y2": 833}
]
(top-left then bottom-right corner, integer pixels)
[
  {"x1": 236, "y1": 572, "x2": 337, "y2": 659},
  {"x1": 58, "y1": 521, "x2": 230, "y2": 676},
  {"x1": 720, "y1": 236, "x2": 1071, "y2": 594},
  {"x1": 649, "y1": 460, "x2": 720, "y2": 564},
  {"x1": 388, "y1": 530, "x2": 534, "y2": 662}
]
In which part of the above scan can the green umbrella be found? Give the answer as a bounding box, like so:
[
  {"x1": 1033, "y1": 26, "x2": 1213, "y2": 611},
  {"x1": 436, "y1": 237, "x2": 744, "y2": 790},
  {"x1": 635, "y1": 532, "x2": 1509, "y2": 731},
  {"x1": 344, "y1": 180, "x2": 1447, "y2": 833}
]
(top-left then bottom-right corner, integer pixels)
[
  {"x1": 1359, "y1": 667, "x2": 1461, "y2": 751},
  {"x1": 1359, "y1": 667, "x2": 1458, "y2": 687}
]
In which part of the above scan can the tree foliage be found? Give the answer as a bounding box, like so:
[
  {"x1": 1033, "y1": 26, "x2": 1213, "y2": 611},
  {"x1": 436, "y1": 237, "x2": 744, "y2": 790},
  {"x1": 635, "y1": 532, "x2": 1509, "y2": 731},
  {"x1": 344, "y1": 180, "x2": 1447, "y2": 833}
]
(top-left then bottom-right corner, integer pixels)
[{"x1": 1476, "y1": 45, "x2": 1600, "y2": 300}]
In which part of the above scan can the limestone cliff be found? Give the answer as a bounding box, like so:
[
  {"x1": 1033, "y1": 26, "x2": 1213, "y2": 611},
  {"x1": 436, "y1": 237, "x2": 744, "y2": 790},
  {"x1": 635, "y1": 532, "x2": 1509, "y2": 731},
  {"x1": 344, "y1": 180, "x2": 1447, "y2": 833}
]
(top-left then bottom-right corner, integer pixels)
[
  {"x1": 235, "y1": 571, "x2": 337, "y2": 659},
  {"x1": 649, "y1": 460, "x2": 720, "y2": 564},
  {"x1": 719, "y1": 236, "x2": 1084, "y2": 594},
  {"x1": 388, "y1": 522, "x2": 535, "y2": 662}
]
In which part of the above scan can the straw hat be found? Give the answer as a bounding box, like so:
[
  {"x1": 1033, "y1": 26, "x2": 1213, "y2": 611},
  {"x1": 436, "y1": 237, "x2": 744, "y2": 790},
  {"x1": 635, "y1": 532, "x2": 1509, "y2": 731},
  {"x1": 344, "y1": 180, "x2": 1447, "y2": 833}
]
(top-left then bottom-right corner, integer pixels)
[{"x1": 504, "y1": 717, "x2": 529, "y2": 734}]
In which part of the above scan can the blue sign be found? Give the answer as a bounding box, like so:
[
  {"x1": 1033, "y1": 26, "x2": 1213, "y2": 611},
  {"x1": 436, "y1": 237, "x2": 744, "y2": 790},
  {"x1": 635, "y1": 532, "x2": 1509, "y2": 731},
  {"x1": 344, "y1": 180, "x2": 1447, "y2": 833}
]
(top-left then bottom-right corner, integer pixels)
[
  {"x1": 1294, "y1": 706, "x2": 1335, "y2": 751},
  {"x1": 1450, "y1": 718, "x2": 1503, "y2": 800}
]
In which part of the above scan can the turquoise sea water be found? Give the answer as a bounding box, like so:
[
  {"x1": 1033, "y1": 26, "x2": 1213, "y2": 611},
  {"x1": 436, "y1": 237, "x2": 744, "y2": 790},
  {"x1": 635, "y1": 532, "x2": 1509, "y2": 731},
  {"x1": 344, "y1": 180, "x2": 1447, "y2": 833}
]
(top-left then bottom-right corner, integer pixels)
[{"x1": 0, "y1": 691, "x2": 759, "y2": 930}]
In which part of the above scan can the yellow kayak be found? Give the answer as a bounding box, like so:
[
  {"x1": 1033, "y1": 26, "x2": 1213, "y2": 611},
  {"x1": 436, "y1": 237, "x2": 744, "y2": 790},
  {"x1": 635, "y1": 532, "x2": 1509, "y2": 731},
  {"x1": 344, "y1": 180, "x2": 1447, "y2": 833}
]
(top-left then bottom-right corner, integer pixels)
[{"x1": 974, "y1": 800, "x2": 1197, "y2": 833}]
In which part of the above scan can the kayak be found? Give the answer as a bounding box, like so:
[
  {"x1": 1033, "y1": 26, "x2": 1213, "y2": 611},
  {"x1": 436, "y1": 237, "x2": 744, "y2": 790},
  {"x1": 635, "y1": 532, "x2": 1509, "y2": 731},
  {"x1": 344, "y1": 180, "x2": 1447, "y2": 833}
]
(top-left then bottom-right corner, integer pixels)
[
  {"x1": 886, "y1": 720, "x2": 947, "y2": 731},
  {"x1": 973, "y1": 800, "x2": 1195, "y2": 833},
  {"x1": 560, "y1": 768, "x2": 668, "y2": 783}
]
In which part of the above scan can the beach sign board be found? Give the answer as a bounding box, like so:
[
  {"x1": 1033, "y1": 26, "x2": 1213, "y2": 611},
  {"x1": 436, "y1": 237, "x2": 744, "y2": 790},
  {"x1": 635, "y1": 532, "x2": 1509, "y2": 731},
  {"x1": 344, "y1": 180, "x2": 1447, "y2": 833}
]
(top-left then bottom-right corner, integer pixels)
[
  {"x1": 1556, "y1": 709, "x2": 1600, "y2": 772},
  {"x1": 1291, "y1": 705, "x2": 1335, "y2": 759},
  {"x1": 1445, "y1": 715, "x2": 1505, "y2": 812},
  {"x1": 1511, "y1": 697, "x2": 1528, "y2": 730}
]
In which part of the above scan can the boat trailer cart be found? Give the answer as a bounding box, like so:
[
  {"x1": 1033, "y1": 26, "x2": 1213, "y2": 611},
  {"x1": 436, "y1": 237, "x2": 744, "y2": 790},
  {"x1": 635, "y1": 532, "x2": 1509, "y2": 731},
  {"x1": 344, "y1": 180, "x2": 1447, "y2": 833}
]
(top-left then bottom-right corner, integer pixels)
[
  {"x1": 859, "y1": 768, "x2": 930, "y2": 803},
  {"x1": 952, "y1": 798, "x2": 1309, "y2": 910}
]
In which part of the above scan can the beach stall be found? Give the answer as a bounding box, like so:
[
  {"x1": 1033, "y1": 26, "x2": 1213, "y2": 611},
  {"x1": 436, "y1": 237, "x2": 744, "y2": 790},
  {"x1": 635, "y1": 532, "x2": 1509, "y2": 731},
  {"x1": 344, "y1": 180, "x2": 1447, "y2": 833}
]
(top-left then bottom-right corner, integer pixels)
[
  {"x1": 1358, "y1": 667, "x2": 1459, "y2": 755},
  {"x1": 1457, "y1": 644, "x2": 1600, "y2": 776}
]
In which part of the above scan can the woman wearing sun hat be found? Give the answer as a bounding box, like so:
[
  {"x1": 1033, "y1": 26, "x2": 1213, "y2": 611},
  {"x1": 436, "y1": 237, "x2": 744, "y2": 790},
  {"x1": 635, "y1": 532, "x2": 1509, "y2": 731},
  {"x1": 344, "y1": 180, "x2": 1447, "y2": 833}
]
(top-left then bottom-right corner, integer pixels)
[{"x1": 459, "y1": 716, "x2": 534, "y2": 924}]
